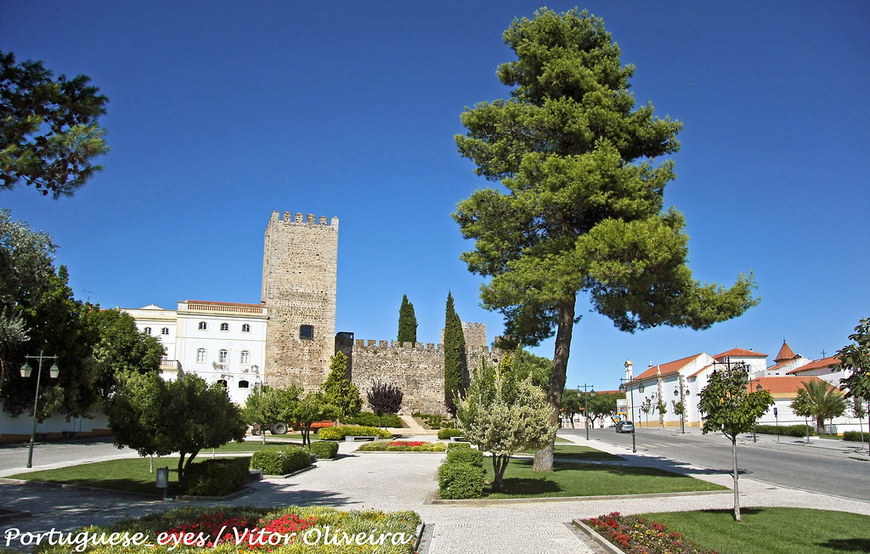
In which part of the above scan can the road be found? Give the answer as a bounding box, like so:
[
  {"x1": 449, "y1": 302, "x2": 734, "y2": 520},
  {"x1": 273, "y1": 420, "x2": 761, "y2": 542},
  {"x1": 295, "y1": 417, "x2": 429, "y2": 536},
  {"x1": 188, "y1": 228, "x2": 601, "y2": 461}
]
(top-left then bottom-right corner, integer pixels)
[
  {"x1": 0, "y1": 437, "x2": 136, "y2": 474},
  {"x1": 561, "y1": 426, "x2": 870, "y2": 501}
]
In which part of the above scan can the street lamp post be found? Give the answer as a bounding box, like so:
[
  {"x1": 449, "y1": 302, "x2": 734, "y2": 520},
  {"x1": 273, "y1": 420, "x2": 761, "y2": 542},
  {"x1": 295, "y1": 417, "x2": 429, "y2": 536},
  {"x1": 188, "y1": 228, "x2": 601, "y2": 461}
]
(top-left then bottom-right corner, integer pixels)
[
  {"x1": 19, "y1": 351, "x2": 60, "y2": 468},
  {"x1": 674, "y1": 376, "x2": 689, "y2": 435},
  {"x1": 619, "y1": 360, "x2": 639, "y2": 453},
  {"x1": 579, "y1": 384, "x2": 594, "y2": 440}
]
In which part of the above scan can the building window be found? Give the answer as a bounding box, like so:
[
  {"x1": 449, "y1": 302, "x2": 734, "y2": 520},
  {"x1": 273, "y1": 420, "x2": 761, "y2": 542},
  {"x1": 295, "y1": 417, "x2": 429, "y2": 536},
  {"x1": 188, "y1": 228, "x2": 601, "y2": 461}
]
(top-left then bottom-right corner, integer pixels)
[
  {"x1": 143, "y1": 327, "x2": 152, "y2": 334},
  {"x1": 218, "y1": 349, "x2": 228, "y2": 363},
  {"x1": 300, "y1": 325, "x2": 314, "y2": 340},
  {"x1": 242, "y1": 324, "x2": 251, "y2": 333},
  {"x1": 217, "y1": 379, "x2": 227, "y2": 388},
  {"x1": 239, "y1": 380, "x2": 249, "y2": 389},
  {"x1": 198, "y1": 321, "x2": 207, "y2": 330},
  {"x1": 196, "y1": 348, "x2": 206, "y2": 363},
  {"x1": 240, "y1": 350, "x2": 250, "y2": 364},
  {"x1": 220, "y1": 322, "x2": 229, "y2": 331},
  {"x1": 161, "y1": 327, "x2": 169, "y2": 335}
]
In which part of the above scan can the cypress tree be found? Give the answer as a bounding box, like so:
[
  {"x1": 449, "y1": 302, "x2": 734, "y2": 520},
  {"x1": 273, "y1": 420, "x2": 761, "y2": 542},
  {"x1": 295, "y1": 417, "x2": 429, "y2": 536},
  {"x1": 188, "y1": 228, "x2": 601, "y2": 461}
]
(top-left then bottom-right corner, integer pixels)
[
  {"x1": 443, "y1": 292, "x2": 467, "y2": 416},
  {"x1": 397, "y1": 294, "x2": 417, "y2": 344}
]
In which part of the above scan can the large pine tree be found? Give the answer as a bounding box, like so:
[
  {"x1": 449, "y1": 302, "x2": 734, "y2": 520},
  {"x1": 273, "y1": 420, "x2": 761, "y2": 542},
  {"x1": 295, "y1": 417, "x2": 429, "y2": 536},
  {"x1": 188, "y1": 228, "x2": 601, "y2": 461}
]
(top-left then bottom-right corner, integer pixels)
[{"x1": 454, "y1": 8, "x2": 757, "y2": 470}]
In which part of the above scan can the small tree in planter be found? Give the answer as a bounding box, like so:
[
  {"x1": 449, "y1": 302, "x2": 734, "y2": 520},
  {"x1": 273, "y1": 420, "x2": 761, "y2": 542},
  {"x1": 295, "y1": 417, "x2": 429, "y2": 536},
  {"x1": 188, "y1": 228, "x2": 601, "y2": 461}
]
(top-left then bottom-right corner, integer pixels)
[{"x1": 367, "y1": 382, "x2": 403, "y2": 427}]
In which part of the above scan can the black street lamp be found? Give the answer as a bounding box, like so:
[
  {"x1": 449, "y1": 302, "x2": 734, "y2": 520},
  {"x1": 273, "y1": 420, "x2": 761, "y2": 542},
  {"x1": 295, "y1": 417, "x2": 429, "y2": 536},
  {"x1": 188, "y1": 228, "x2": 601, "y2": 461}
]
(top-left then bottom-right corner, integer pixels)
[
  {"x1": 20, "y1": 351, "x2": 60, "y2": 468},
  {"x1": 673, "y1": 380, "x2": 690, "y2": 434}
]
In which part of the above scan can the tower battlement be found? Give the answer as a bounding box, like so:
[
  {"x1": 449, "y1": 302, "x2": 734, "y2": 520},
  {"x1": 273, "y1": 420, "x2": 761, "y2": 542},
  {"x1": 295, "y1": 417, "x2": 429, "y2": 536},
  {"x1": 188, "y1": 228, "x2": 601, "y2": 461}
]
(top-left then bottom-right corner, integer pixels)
[{"x1": 270, "y1": 211, "x2": 339, "y2": 229}]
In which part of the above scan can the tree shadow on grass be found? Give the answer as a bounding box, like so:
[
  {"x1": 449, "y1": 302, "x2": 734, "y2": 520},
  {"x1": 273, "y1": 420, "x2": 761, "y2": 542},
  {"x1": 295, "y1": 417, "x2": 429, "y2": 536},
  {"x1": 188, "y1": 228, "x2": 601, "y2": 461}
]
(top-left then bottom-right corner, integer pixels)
[
  {"x1": 816, "y1": 538, "x2": 870, "y2": 552},
  {"x1": 494, "y1": 477, "x2": 561, "y2": 496}
]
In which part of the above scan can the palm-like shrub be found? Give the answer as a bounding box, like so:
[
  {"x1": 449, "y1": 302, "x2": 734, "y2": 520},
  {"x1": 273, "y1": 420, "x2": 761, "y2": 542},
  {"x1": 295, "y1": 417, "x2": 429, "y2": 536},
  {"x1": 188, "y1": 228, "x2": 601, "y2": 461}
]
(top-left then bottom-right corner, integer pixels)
[{"x1": 791, "y1": 380, "x2": 847, "y2": 434}]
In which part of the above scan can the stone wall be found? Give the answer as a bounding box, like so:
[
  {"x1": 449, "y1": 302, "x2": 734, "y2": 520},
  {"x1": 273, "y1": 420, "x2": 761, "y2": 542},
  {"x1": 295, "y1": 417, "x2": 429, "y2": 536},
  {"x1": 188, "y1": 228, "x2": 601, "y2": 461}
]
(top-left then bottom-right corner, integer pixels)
[
  {"x1": 262, "y1": 211, "x2": 338, "y2": 391},
  {"x1": 347, "y1": 324, "x2": 501, "y2": 415}
]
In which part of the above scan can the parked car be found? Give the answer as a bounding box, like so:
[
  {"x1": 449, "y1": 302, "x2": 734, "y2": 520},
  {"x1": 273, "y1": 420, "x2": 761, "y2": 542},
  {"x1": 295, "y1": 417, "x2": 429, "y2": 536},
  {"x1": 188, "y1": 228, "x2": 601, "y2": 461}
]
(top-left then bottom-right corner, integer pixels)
[{"x1": 615, "y1": 421, "x2": 635, "y2": 433}]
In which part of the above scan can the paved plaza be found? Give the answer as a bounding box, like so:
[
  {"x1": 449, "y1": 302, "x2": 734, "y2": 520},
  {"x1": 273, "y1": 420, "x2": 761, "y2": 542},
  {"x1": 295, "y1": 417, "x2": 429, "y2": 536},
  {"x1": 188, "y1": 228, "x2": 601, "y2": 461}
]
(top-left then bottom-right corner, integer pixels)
[{"x1": 1, "y1": 433, "x2": 869, "y2": 553}]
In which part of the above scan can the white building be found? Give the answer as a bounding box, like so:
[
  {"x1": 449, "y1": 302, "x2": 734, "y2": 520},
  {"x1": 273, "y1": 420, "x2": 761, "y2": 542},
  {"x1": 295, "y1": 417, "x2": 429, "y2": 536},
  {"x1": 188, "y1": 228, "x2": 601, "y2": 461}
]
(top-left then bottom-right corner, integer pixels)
[{"x1": 124, "y1": 300, "x2": 267, "y2": 404}]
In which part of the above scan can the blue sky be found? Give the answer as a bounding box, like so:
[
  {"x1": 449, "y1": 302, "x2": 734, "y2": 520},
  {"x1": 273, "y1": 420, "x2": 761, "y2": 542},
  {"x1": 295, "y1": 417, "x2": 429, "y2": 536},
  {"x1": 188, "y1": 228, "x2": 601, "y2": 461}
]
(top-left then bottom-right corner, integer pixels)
[{"x1": 3, "y1": 1, "x2": 868, "y2": 392}]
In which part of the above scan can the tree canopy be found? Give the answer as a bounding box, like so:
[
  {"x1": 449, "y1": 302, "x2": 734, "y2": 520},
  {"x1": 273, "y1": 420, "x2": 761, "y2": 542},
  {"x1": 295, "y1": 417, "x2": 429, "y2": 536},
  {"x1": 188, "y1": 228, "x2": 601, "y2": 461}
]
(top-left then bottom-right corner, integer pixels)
[
  {"x1": 109, "y1": 372, "x2": 247, "y2": 487},
  {"x1": 456, "y1": 353, "x2": 556, "y2": 491},
  {"x1": 837, "y1": 317, "x2": 870, "y2": 404},
  {"x1": 321, "y1": 351, "x2": 361, "y2": 419},
  {"x1": 443, "y1": 292, "x2": 467, "y2": 415},
  {"x1": 397, "y1": 294, "x2": 417, "y2": 344},
  {"x1": 1, "y1": 52, "x2": 109, "y2": 198},
  {"x1": 698, "y1": 363, "x2": 773, "y2": 521},
  {"x1": 791, "y1": 380, "x2": 846, "y2": 434},
  {"x1": 453, "y1": 8, "x2": 757, "y2": 471}
]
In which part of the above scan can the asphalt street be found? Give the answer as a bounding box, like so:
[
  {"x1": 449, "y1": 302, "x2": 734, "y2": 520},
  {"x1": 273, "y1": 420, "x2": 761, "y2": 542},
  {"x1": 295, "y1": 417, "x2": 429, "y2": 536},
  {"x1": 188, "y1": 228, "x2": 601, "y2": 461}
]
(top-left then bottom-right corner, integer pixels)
[{"x1": 562, "y1": 426, "x2": 870, "y2": 501}]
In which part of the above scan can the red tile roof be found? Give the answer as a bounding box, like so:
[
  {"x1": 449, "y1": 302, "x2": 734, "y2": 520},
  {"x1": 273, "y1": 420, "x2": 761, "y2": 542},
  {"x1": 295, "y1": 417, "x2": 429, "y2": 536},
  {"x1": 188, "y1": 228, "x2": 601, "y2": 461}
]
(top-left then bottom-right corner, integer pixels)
[
  {"x1": 713, "y1": 348, "x2": 767, "y2": 359},
  {"x1": 749, "y1": 376, "x2": 831, "y2": 395},
  {"x1": 787, "y1": 356, "x2": 840, "y2": 375},
  {"x1": 774, "y1": 341, "x2": 797, "y2": 363},
  {"x1": 633, "y1": 354, "x2": 703, "y2": 381}
]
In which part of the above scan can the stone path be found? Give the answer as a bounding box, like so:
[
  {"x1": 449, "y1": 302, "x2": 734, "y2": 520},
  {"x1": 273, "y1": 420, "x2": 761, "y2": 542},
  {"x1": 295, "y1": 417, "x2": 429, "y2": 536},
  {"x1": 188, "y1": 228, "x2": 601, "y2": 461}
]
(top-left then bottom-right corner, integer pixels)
[{"x1": 1, "y1": 434, "x2": 869, "y2": 553}]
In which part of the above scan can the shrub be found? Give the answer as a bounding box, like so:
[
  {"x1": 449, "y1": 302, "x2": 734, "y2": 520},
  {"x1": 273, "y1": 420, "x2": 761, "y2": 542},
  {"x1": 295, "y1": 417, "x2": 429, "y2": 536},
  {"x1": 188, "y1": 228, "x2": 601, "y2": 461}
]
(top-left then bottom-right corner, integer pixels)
[
  {"x1": 446, "y1": 445, "x2": 483, "y2": 466},
  {"x1": 755, "y1": 424, "x2": 816, "y2": 437},
  {"x1": 438, "y1": 462, "x2": 485, "y2": 499},
  {"x1": 342, "y1": 412, "x2": 405, "y2": 428},
  {"x1": 250, "y1": 447, "x2": 312, "y2": 475},
  {"x1": 843, "y1": 431, "x2": 869, "y2": 443},
  {"x1": 307, "y1": 440, "x2": 340, "y2": 459},
  {"x1": 318, "y1": 425, "x2": 393, "y2": 440},
  {"x1": 438, "y1": 428, "x2": 464, "y2": 440},
  {"x1": 184, "y1": 458, "x2": 250, "y2": 497}
]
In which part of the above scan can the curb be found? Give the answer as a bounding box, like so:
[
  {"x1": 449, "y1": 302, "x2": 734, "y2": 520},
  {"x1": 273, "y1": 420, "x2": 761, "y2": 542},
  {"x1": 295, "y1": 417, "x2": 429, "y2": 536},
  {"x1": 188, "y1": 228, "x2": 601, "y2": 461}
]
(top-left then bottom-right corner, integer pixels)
[
  {"x1": 571, "y1": 519, "x2": 624, "y2": 554},
  {"x1": 429, "y1": 489, "x2": 730, "y2": 506}
]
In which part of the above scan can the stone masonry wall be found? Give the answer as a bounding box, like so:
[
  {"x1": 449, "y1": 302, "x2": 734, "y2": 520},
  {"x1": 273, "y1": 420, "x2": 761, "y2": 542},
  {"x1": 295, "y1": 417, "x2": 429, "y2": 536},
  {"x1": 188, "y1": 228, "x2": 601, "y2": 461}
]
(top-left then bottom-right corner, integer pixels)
[
  {"x1": 349, "y1": 324, "x2": 501, "y2": 415},
  {"x1": 262, "y1": 211, "x2": 338, "y2": 391}
]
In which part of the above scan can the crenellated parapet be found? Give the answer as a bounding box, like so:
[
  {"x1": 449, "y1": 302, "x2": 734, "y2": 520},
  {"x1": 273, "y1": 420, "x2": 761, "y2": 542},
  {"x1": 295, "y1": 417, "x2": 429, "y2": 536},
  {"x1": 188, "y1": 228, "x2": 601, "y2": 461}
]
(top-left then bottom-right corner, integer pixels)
[{"x1": 270, "y1": 210, "x2": 339, "y2": 229}]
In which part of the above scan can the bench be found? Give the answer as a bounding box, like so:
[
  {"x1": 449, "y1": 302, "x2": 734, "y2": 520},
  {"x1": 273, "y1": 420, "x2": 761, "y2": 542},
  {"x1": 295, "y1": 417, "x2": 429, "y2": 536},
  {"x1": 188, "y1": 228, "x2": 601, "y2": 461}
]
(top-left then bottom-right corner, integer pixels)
[
  {"x1": 449, "y1": 436, "x2": 468, "y2": 442},
  {"x1": 344, "y1": 435, "x2": 378, "y2": 442}
]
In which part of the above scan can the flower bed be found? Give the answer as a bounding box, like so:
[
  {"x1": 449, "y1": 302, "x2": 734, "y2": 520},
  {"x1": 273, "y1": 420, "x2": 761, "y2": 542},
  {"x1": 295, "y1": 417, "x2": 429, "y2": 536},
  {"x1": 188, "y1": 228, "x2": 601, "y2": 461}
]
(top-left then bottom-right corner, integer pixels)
[
  {"x1": 581, "y1": 512, "x2": 716, "y2": 554},
  {"x1": 357, "y1": 440, "x2": 447, "y2": 452},
  {"x1": 36, "y1": 506, "x2": 421, "y2": 553}
]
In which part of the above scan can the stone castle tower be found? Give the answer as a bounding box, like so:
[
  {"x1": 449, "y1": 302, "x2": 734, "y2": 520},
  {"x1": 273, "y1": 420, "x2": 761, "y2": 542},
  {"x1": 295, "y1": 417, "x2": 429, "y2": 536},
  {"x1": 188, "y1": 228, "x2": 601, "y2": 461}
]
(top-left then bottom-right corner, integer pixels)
[{"x1": 261, "y1": 211, "x2": 338, "y2": 391}]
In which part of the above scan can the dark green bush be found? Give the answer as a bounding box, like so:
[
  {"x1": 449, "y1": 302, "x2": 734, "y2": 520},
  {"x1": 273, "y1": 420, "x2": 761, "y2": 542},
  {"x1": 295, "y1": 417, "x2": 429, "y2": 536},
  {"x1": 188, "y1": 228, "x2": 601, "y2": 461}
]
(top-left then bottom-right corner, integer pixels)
[
  {"x1": 438, "y1": 462, "x2": 485, "y2": 499},
  {"x1": 843, "y1": 431, "x2": 869, "y2": 442},
  {"x1": 318, "y1": 425, "x2": 393, "y2": 440},
  {"x1": 342, "y1": 412, "x2": 404, "y2": 428},
  {"x1": 446, "y1": 445, "x2": 483, "y2": 466},
  {"x1": 308, "y1": 440, "x2": 340, "y2": 459},
  {"x1": 184, "y1": 458, "x2": 249, "y2": 496},
  {"x1": 755, "y1": 424, "x2": 816, "y2": 437},
  {"x1": 250, "y1": 447, "x2": 312, "y2": 475},
  {"x1": 437, "y1": 428, "x2": 464, "y2": 440}
]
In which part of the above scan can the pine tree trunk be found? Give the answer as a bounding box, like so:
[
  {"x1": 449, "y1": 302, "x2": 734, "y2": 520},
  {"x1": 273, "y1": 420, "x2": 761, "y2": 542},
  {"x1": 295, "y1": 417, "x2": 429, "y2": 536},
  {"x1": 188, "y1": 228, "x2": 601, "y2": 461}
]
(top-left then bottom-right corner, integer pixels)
[
  {"x1": 533, "y1": 295, "x2": 576, "y2": 472},
  {"x1": 731, "y1": 437, "x2": 741, "y2": 522}
]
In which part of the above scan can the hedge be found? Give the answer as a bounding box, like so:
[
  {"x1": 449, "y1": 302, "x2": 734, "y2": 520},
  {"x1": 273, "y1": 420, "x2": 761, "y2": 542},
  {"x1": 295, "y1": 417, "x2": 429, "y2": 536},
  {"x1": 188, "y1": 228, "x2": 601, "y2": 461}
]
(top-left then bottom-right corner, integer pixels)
[
  {"x1": 437, "y1": 428, "x2": 464, "y2": 440},
  {"x1": 308, "y1": 441, "x2": 340, "y2": 459},
  {"x1": 438, "y1": 462, "x2": 485, "y2": 499},
  {"x1": 412, "y1": 412, "x2": 453, "y2": 430},
  {"x1": 250, "y1": 447, "x2": 313, "y2": 475},
  {"x1": 342, "y1": 412, "x2": 405, "y2": 428},
  {"x1": 843, "y1": 431, "x2": 869, "y2": 443},
  {"x1": 755, "y1": 424, "x2": 816, "y2": 437},
  {"x1": 446, "y1": 445, "x2": 483, "y2": 466},
  {"x1": 318, "y1": 425, "x2": 393, "y2": 440},
  {"x1": 184, "y1": 458, "x2": 250, "y2": 496}
]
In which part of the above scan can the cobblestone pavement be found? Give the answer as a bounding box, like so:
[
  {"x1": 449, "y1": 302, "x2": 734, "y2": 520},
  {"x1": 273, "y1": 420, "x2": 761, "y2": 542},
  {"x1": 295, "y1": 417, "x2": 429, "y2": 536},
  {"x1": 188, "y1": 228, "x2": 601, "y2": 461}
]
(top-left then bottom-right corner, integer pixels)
[{"x1": 1, "y1": 434, "x2": 868, "y2": 553}]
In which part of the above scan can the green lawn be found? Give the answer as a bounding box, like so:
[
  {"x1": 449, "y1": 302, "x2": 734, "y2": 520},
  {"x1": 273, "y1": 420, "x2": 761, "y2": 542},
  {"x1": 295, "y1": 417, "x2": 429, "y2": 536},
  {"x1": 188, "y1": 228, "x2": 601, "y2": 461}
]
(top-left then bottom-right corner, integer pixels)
[
  {"x1": 484, "y1": 457, "x2": 726, "y2": 498},
  {"x1": 643, "y1": 508, "x2": 870, "y2": 554},
  {"x1": 7, "y1": 456, "x2": 201, "y2": 496},
  {"x1": 212, "y1": 438, "x2": 305, "y2": 452}
]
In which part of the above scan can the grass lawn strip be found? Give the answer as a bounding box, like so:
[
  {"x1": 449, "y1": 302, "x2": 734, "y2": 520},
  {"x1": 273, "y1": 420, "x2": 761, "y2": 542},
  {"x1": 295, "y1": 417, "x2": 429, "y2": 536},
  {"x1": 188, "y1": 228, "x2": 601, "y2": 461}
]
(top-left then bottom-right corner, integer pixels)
[
  {"x1": 483, "y1": 457, "x2": 726, "y2": 499},
  {"x1": 641, "y1": 508, "x2": 870, "y2": 554},
  {"x1": 34, "y1": 505, "x2": 421, "y2": 553},
  {"x1": 6, "y1": 456, "x2": 235, "y2": 497}
]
